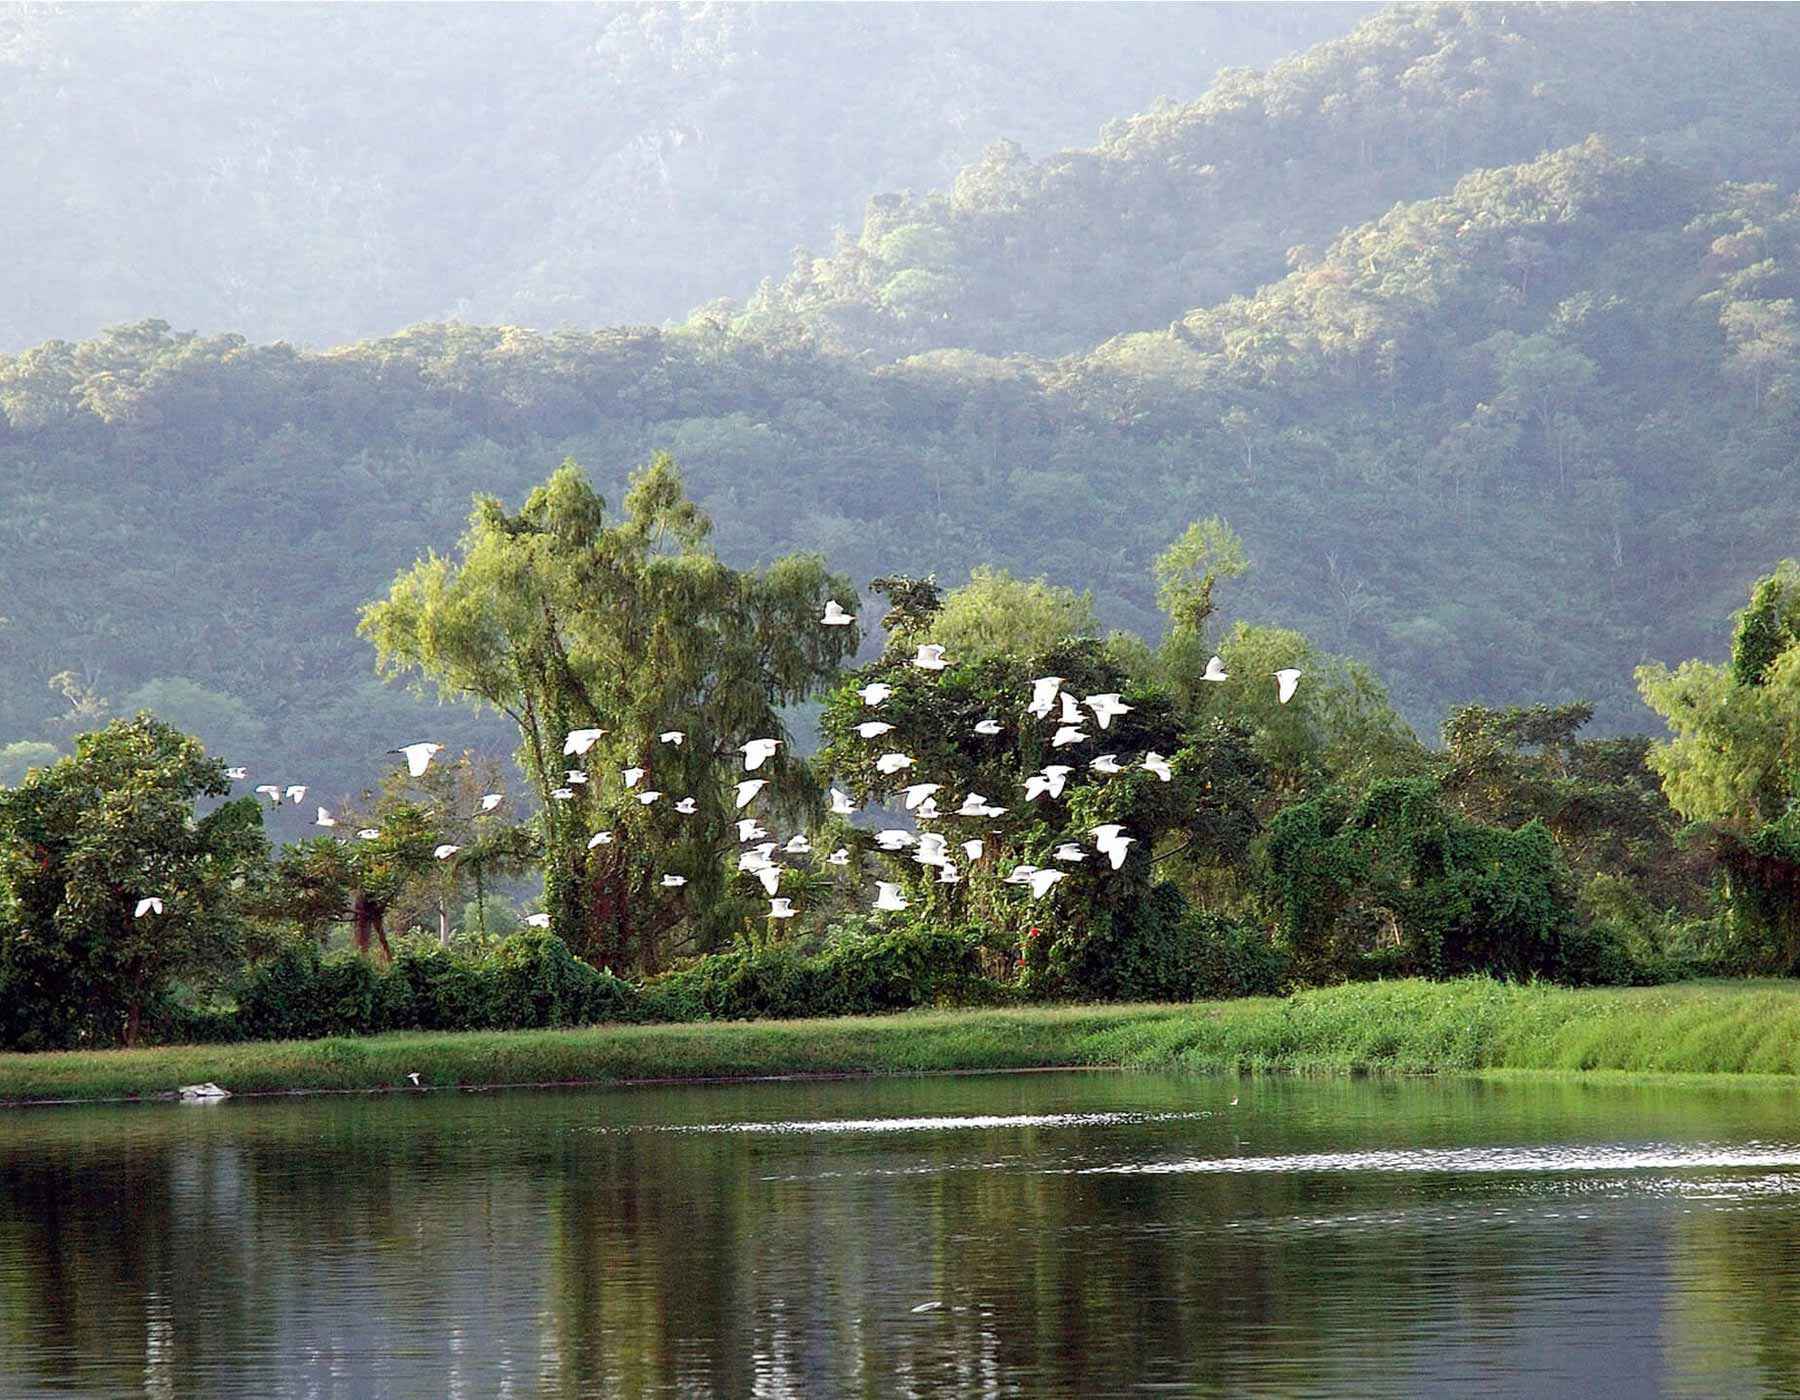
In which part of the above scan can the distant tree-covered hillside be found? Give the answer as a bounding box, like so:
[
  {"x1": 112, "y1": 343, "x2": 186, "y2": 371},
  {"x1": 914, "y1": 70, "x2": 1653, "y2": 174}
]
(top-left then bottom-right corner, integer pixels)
[
  {"x1": 4, "y1": 141, "x2": 1797, "y2": 810},
  {"x1": 0, "y1": 1, "x2": 1363, "y2": 352},
  {"x1": 747, "y1": 2, "x2": 1800, "y2": 357}
]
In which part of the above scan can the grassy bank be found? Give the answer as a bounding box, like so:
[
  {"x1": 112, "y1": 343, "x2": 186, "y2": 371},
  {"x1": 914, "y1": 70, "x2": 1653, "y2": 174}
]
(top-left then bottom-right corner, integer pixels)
[{"x1": 5, "y1": 978, "x2": 1800, "y2": 1105}]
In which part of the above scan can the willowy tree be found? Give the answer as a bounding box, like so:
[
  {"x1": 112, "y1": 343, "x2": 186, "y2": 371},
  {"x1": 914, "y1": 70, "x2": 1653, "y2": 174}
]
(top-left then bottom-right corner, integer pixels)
[
  {"x1": 1637, "y1": 561, "x2": 1800, "y2": 970},
  {"x1": 258, "y1": 799, "x2": 441, "y2": 959},
  {"x1": 0, "y1": 715, "x2": 267, "y2": 1048},
  {"x1": 359, "y1": 455, "x2": 858, "y2": 972}
]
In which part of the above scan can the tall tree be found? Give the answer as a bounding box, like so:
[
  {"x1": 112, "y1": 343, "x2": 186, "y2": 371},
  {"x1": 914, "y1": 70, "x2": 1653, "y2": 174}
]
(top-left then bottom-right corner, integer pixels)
[
  {"x1": 359, "y1": 455, "x2": 858, "y2": 971},
  {"x1": 0, "y1": 715, "x2": 267, "y2": 1048}
]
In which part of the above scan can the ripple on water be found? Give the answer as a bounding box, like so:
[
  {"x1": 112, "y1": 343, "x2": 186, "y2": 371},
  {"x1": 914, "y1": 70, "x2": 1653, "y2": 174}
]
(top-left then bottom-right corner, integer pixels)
[{"x1": 1079, "y1": 1141, "x2": 1800, "y2": 1176}]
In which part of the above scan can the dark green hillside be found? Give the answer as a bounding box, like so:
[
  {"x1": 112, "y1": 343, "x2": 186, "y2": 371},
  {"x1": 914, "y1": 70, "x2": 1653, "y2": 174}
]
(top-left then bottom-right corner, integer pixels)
[
  {"x1": 0, "y1": 2, "x2": 1363, "y2": 352},
  {"x1": 748, "y1": 3, "x2": 1800, "y2": 358},
  {"x1": 4, "y1": 143, "x2": 1798, "y2": 797}
]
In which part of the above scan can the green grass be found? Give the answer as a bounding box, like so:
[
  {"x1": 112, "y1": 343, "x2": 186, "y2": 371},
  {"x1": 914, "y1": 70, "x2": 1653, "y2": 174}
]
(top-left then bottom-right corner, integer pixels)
[{"x1": 5, "y1": 979, "x2": 1800, "y2": 1105}]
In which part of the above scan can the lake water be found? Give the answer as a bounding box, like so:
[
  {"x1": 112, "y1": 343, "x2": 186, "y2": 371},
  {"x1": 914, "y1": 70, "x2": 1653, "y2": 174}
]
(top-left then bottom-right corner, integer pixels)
[{"x1": 4, "y1": 1071, "x2": 1800, "y2": 1397}]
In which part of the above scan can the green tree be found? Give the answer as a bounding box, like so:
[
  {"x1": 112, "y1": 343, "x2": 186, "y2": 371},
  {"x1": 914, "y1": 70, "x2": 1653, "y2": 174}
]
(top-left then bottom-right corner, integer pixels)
[
  {"x1": 258, "y1": 800, "x2": 440, "y2": 960},
  {"x1": 359, "y1": 455, "x2": 857, "y2": 971},
  {"x1": 0, "y1": 715, "x2": 267, "y2": 1047},
  {"x1": 930, "y1": 566, "x2": 1100, "y2": 662},
  {"x1": 1152, "y1": 517, "x2": 1248, "y2": 638}
]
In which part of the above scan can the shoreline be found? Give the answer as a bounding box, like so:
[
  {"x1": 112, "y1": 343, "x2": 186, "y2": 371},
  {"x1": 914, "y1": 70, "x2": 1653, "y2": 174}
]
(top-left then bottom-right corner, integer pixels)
[{"x1": 5, "y1": 978, "x2": 1800, "y2": 1107}]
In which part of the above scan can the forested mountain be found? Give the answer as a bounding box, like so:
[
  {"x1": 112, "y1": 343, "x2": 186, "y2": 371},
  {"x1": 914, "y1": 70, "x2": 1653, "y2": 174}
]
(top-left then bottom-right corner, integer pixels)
[
  {"x1": 748, "y1": 3, "x2": 1800, "y2": 357},
  {"x1": 3, "y1": 3, "x2": 1798, "y2": 819},
  {"x1": 0, "y1": 1, "x2": 1363, "y2": 352}
]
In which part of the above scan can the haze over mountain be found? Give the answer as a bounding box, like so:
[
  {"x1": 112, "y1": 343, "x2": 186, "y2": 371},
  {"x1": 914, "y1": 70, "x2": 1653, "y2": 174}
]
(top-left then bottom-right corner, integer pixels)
[
  {"x1": 3, "y1": 1, "x2": 1798, "y2": 813},
  {"x1": 0, "y1": 1, "x2": 1364, "y2": 352}
]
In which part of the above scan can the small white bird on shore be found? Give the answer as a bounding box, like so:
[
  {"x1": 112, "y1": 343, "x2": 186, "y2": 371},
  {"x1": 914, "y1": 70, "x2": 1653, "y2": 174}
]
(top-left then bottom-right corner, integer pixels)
[{"x1": 178, "y1": 1082, "x2": 230, "y2": 1101}]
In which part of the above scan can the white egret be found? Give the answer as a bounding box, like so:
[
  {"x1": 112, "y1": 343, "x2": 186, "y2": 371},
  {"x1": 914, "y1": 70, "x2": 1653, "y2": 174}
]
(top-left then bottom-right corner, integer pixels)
[
  {"x1": 1027, "y1": 677, "x2": 1066, "y2": 718},
  {"x1": 480, "y1": 793, "x2": 505, "y2": 811},
  {"x1": 1024, "y1": 765, "x2": 1073, "y2": 801},
  {"x1": 284, "y1": 785, "x2": 307, "y2": 804},
  {"x1": 737, "y1": 818, "x2": 768, "y2": 841},
  {"x1": 1202, "y1": 655, "x2": 1229, "y2": 683},
  {"x1": 901, "y1": 782, "x2": 940, "y2": 810},
  {"x1": 659, "y1": 731, "x2": 685, "y2": 746},
  {"x1": 784, "y1": 833, "x2": 811, "y2": 854},
  {"x1": 565, "y1": 770, "x2": 588, "y2": 785},
  {"x1": 1050, "y1": 725, "x2": 1087, "y2": 748},
  {"x1": 406, "y1": 1072, "x2": 422, "y2": 1087},
  {"x1": 434, "y1": 844, "x2": 461, "y2": 860},
  {"x1": 392, "y1": 742, "x2": 443, "y2": 776},
  {"x1": 178, "y1": 1083, "x2": 230, "y2": 1100},
  {"x1": 1052, "y1": 843, "x2": 1087, "y2": 863},
  {"x1": 134, "y1": 897, "x2": 163, "y2": 918},
  {"x1": 357, "y1": 827, "x2": 381, "y2": 840},
  {"x1": 821, "y1": 600, "x2": 855, "y2": 626},
  {"x1": 563, "y1": 728, "x2": 605, "y2": 756},
  {"x1": 587, "y1": 831, "x2": 614, "y2": 848},
  {"x1": 661, "y1": 874, "x2": 687, "y2": 888},
  {"x1": 740, "y1": 738, "x2": 782, "y2": 771},
  {"x1": 914, "y1": 833, "x2": 948, "y2": 866},
  {"x1": 1003, "y1": 864, "x2": 1040, "y2": 886},
  {"x1": 873, "y1": 882, "x2": 909, "y2": 911},
  {"x1": 1090, "y1": 754, "x2": 1122, "y2": 775},
  {"x1": 254, "y1": 784, "x2": 282, "y2": 804},
  {"x1": 915, "y1": 796, "x2": 942, "y2": 821},
  {"x1": 550, "y1": 787, "x2": 575, "y2": 801},
  {"x1": 913, "y1": 644, "x2": 949, "y2": 670},
  {"x1": 1143, "y1": 751, "x2": 1173, "y2": 782},
  {"x1": 622, "y1": 767, "x2": 645, "y2": 788},
  {"x1": 857, "y1": 683, "x2": 893, "y2": 706},
  {"x1": 973, "y1": 719, "x2": 1003, "y2": 736},
  {"x1": 1059, "y1": 691, "x2": 1083, "y2": 725},
  {"x1": 856, "y1": 720, "x2": 895, "y2": 739},
  {"x1": 1275, "y1": 668, "x2": 1303, "y2": 704},
  {"x1": 937, "y1": 863, "x2": 961, "y2": 884},
  {"x1": 734, "y1": 779, "x2": 767, "y2": 809},
  {"x1": 674, "y1": 797, "x2": 698, "y2": 814},
  {"x1": 755, "y1": 865, "x2": 781, "y2": 896},
  {"x1": 1084, "y1": 693, "x2": 1133, "y2": 729},
  {"x1": 637, "y1": 790, "x2": 663, "y2": 805},
  {"x1": 315, "y1": 807, "x2": 337, "y2": 827},
  {"x1": 829, "y1": 788, "x2": 858, "y2": 816},
  {"x1": 874, "y1": 829, "x2": 916, "y2": 851},
  {"x1": 827, "y1": 847, "x2": 850, "y2": 866},
  {"x1": 961, "y1": 839, "x2": 984, "y2": 862},
  {"x1": 1028, "y1": 868, "x2": 1066, "y2": 899},
  {"x1": 769, "y1": 898, "x2": 799, "y2": 918},
  {"x1": 525, "y1": 913, "x2": 551, "y2": 928},
  {"x1": 225, "y1": 767, "x2": 248, "y2": 781},
  {"x1": 875, "y1": 752, "x2": 915, "y2": 776}
]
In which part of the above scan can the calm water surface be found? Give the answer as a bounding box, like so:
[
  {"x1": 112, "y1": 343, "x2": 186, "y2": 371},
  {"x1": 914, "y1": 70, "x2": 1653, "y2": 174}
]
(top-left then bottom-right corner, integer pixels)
[{"x1": 4, "y1": 1071, "x2": 1800, "y2": 1397}]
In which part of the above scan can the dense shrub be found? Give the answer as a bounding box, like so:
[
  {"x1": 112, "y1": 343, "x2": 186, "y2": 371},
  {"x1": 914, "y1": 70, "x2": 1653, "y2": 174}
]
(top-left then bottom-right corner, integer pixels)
[{"x1": 1057, "y1": 884, "x2": 1287, "y2": 1002}]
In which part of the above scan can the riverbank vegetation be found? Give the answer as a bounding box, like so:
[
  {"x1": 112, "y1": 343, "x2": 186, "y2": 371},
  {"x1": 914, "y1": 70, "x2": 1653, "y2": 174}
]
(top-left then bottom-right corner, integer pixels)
[{"x1": 7, "y1": 979, "x2": 1800, "y2": 1105}]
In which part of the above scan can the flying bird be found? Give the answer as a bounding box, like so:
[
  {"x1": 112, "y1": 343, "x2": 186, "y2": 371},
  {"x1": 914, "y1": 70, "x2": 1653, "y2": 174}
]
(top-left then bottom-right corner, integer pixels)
[
  {"x1": 550, "y1": 787, "x2": 575, "y2": 801},
  {"x1": 357, "y1": 828, "x2": 381, "y2": 840},
  {"x1": 407, "y1": 1072, "x2": 421, "y2": 1087},
  {"x1": 659, "y1": 731, "x2": 685, "y2": 746},
  {"x1": 873, "y1": 882, "x2": 909, "y2": 912},
  {"x1": 315, "y1": 807, "x2": 337, "y2": 827},
  {"x1": 525, "y1": 913, "x2": 551, "y2": 928},
  {"x1": 1024, "y1": 765, "x2": 1074, "y2": 801},
  {"x1": 961, "y1": 839, "x2": 984, "y2": 862},
  {"x1": 434, "y1": 844, "x2": 461, "y2": 860},
  {"x1": 856, "y1": 721, "x2": 895, "y2": 740},
  {"x1": 914, "y1": 833, "x2": 949, "y2": 866},
  {"x1": 622, "y1": 767, "x2": 645, "y2": 789},
  {"x1": 1084, "y1": 693, "x2": 1133, "y2": 729},
  {"x1": 829, "y1": 788, "x2": 858, "y2": 816},
  {"x1": 874, "y1": 829, "x2": 917, "y2": 851},
  {"x1": 784, "y1": 833, "x2": 811, "y2": 854},
  {"x1": 284, "y1": 785, "x2": 307, "y2": 804},
  {"x1": 754, "y1": 865, "x2": 781, "y2": 896},
  {"x1": 587, "y1": 831, "x2": 614, "y2": 848},
  {"x1": 1090, "y1": 754, "x2": 1123, "y2": 775},
  {"x1": 973, "y1": 719, "x2": 1003, "y2": 736},
  {"x1": 912, "y1": 644, "x2": 949, "y2": 671},
  {"x1": 874, "y1": 752, "x2": 915, "y2": 776},
  {"x1": 1143, "y1": 752, "x2": 1173, "y2": 782},
  {"x1": 391, "y1": 742, "x2": 443, "y2": 776},
  {"x1": 821, "y1": 600, "x2": 856, "y2": 626},
  {"x1": 1050, "y1": 725, "x2": 1088, "y2": 748},
  {"x1": 564, "y1": 770, "x2": 588, "y2": 785},
  {"x1": 1028, "y1": 869, "x2": 1066, "y2": 899},
  {"x1": 480, "y1": 793, "x2": 505, "y2": 811},
  {"x1": 901, "y1": 782, "x2": 940, "y2": 810},
  {"x1": 769, "y1": 898, "x2": 799, "y2": 918},
  {"x1": 134, "y1": 897, "x2": 163, "y2": 918},
  {"x1": 1059, "y1": 691, "x2": 1083, "y2": 725},
  {"x1": 563, "y1": 728, "x2": 605, "y2": 756},
  {"x1": 734, "y1": 779, "x2": 767, "y2": 809},
  {"x1": 827, "y1": 847, "x2": 851, "y2": 866},
  {"x1": 915, "y1": 796, "x2": 942, "y2": 821},
  {"x1": 1202, "y1": 655, "x2": 1229, "y2": 683},
  {"x1": 225, "y1": 767, "x2": 248, "y2": 781},
  {"x1": 1027, "y1": 677, "x2": 1066, "y2": 718},
  {"x1": 937, "y1": 863, "x2": 961, "y2": 884},
  {"x1": 740, "y1": 738, "x2": 782, "y2": 771},
  {"x1": 661, "y1": 874, "x2": 687, "y2": 888},
  {"x1": 674, "y1": 797, "x2": 698, "y2": 814},
  {"x1": 254, "y1": 784, "x2": 282, "y2": 804},
  {"x1": 1003, "y1": 864, "x2": 1040, "y2": 886},
  {"x1": 1275, "y1": 668, "x2": 1303, "y2": 704},
  {"x1": 857, "y1": 683, "x2": 893, "y2": 706},
  {"x1": 1052, "y1": 843, "x2": 1088, "y2": 863},
  {"x1": 737, "y1": 818, "x2": 768, "y2": 841},
  {"x1": 637, "y1": 790, "x2": 663, "y2": 805}
]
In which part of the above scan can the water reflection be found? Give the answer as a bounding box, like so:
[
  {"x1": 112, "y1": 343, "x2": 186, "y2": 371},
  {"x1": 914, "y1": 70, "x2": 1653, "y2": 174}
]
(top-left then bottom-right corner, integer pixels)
[{"x1": 0, "y1": 1074, "x2": 1799, "y2": 1396}]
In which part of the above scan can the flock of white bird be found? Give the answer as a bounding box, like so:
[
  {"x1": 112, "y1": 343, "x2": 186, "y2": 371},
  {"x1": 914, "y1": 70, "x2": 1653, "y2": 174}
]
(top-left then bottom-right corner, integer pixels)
[{"x1": 134, "y1": 599, "x2": 1300, "y2": 930}]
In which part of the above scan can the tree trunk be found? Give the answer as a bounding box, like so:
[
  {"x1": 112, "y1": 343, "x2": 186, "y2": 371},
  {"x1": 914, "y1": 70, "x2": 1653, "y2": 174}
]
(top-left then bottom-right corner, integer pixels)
[
  {"x1": 437, "y1": 898, "x2": 450, "y2": 948},
  {"x1": 123, "y1": 1000, "x2": 141, "y2": 1050},
  {"x1": 352, "y1": 888, "x2": 374, "y2": 955}
]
